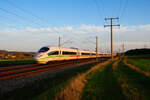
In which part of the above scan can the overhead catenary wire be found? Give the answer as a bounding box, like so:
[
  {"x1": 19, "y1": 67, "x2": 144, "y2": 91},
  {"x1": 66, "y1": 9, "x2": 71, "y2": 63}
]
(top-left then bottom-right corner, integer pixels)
[
  {"x1": 117, "y1": 0, "x2": 129, "y2": 51},
  {"x1": 82, "y1": 37, "x2": 96, "y2": 50},
  {"x1": 62, "y1": 36, "x2": 94, "y2": 51},
  {"x1": 84, "y1": 36, "x2": 96, "y2": 44},
  {"x1": 61, "y1": 38, "x2": 74, "y2": 46}
]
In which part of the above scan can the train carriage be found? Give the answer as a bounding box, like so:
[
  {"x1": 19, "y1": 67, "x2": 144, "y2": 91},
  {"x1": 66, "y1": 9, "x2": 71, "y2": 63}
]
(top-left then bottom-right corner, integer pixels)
[{"x1": 34, "y1": 46, "x2": 100, "y2": 64}]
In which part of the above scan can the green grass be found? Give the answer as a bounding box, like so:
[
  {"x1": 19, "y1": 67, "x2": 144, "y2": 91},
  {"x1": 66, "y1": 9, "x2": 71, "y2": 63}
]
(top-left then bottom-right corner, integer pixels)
[
  {"x1": 127, "y1": 59, "x2": 150, "y2": 72},
  {"x1": 82, "y1": 61, "x2": 126, "y2": 100},
  {"x1": 0, "y1": 59, "x2": 36, "y2": 67},
  {"x1": 0, "y1": 61, "x2": 100, "y2": 100},
  {"x1": 32, "y1": 77, "x2": 72, "y2": 100},
  {"x1": 82, "y1": 58, "x2": 150, "y2": 100},
  {"x1": 113, "y1": 59, "x2": 150, "y2": 99},
  {"x1": 127, "y1": 54, "x2": 150, "y2": 58}
]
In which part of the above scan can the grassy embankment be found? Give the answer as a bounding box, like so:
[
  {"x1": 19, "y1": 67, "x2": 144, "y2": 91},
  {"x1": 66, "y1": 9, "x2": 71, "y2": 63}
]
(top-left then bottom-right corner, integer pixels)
[
  {"x1": 127, "y1": 54, "x2": 150, "y2": 58},
  {"x1": 53, "y1": 58, "x2": 111, "y2": 100},
  {"x1": 82, "y1": 59, "x2": 126, "y2": 100},
  {"x1": 0, "y1": 60, "x2": 101, "y2": 100},
  {"x1": 0, "y1": 59, "x2": 36, "y2": 67},
  {"x1": 82, "y1": 56, "x2": 150, "y2": 100},
  {"x1": 127, "y1": 55, "x2": 150, "y2": 72}
]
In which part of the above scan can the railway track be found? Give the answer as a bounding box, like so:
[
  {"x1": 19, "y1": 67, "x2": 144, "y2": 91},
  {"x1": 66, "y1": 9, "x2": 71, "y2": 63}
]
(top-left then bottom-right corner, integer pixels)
[
  {"x1": 0, "y1": 64, "x2": 39, "y2": 71},
  {"x1": 0, "y1": 59, "x2": 97, "y2": 81}
]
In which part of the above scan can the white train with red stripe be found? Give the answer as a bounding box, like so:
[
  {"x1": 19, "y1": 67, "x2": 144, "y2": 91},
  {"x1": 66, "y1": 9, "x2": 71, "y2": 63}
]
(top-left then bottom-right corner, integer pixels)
[{"x1": 34, "y1": 46, "x2": 101, "y2": 64}]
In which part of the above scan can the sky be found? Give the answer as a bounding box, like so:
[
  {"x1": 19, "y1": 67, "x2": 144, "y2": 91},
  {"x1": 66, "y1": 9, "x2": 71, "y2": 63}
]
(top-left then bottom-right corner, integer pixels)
[{"x1": 0, "y1": 0, "x2": 150, "y2": 53}]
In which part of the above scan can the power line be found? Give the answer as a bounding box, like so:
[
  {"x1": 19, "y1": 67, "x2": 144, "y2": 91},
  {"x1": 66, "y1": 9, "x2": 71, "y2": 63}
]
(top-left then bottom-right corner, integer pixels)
[
  {"x1": 117, "y1": 0, "x2": 123, "y2": 17},
  {"x1": 99, "y1": 0, "x2": 105, "y2": 18},
  {"x1": 0, "y1": 14, "x2": 29, "y2": 28},
  {"x1": 0, "y1": 22, "x2": 22, "y2": 29},
  {"x1": 3, "y1": 0, "x2": 49, "y2": 26},
  {"x1": 111, "y1": 1, "x2": 119, "y2": 17},
  {"x1": 119, "y1": 0, "x2": 129, "y2": 21},
  {"x1": 93, "y1": 0, "x2": 105, "y2": 25},
  {"x1": 0, "y1": 7, "x2": 42, "y2": 27}
]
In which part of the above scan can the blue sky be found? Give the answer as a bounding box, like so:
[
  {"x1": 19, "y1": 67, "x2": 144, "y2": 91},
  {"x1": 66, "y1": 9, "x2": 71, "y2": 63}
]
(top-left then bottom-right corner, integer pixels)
[{"x1": 0, "y1": 0, "x2": 150, "y2": 52}]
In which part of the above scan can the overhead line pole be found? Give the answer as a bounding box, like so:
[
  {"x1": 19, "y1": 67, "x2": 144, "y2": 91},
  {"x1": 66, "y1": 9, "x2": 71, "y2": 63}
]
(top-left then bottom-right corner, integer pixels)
[
  {"x1": 96, "y1": 36, "x2": 98, "y2": 61},
  {"x1": 104, "y1": 17, "x2": 120, "y2": 59},
  {"x1": 58, "y1": 36, "x2": 61, "y2": 55},
  {"x1": 122, "y1": 43, "x2": 125, "y2": 56}
]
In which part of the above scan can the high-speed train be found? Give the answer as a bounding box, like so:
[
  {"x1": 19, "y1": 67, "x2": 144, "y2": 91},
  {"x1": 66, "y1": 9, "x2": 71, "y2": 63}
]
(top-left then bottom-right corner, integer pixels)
[{"x1": 34, "y1": 46, "x2": 100, "y2": 64}]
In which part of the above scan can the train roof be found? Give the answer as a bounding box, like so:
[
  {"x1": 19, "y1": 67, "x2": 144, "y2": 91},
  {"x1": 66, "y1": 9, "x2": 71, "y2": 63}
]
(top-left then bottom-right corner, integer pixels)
[{"x1": 42, "y1": 46, "x2": 99, "y2": 54}]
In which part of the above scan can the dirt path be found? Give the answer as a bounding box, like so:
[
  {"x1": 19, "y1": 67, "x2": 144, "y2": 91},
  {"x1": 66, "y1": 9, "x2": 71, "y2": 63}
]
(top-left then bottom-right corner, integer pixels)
[
  {"x1": 53, "y1": 59, "x2": 112, "y2": 100},
  {"x1": 114, "y1": 58, "x2": 150, "y2": 100},
  {"x1": 54, "y1": 57, "x2": 150, "y2": 100},
  {"x1": 113, "y1": 58, "x2": 143, "y2": 100},
  {"x1": 123, "y1": 58, "x2": 150, "y2": 77},
  {"x1": 112, "y1": 58, "x2": 120, "y2": 69}
]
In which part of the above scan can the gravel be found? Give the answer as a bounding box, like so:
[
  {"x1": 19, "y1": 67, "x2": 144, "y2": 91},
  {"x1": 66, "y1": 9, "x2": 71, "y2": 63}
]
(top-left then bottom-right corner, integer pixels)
[{"x1": 0, "y1": 61, "x2": 96, "y2": 95}]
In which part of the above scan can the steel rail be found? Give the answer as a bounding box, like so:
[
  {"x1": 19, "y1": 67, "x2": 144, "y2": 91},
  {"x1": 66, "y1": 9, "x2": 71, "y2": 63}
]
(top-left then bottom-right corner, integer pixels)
[
  {"x1": 0, "y1": 58, "x2": 99, "y2": 80},
  {"x1": 0, "y1": 60, "x2": 90, "y2": 80},
  {"x1": 0, "y1": 64, "x2": 39, "y2": 71},
  {"x1": 0, "y1": 61, "x2": 75, "y2": 76}
]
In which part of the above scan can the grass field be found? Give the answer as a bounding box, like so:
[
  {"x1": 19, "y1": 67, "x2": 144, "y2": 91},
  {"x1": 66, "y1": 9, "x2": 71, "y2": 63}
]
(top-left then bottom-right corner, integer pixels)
[
  {"x1": 0, "y1": 59, "x2": 36, "y2": 67},
  {"x1": 127, "y1": 59, "x2": 150, "y2": 72},
  {"x1": 82, "y1": 56, "x2": 150, "y2": 100},
  {"x1": 114, "y1": 58, "x2": 150, "y2": 99},
  {"x1": 82, "y1": 60, "x2": 126, "y2": 100},
  {"x1": 127, "y1": 54, "x2": 150, "y2": 58}
]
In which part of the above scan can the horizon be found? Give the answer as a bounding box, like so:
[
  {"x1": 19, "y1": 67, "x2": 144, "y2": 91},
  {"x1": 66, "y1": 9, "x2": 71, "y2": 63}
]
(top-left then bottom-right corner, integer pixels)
[{"x1": 0, "y1": 0, "x2": 150, "y2": 52}]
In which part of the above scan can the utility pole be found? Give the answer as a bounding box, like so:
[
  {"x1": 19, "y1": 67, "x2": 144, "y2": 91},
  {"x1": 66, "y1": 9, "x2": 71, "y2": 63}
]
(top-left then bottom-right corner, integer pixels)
[
  {"x1": 58, "y1": 36, "x2": 61, "y2": 55},
  {"x1": 96, "y1": 36, "x2": 98, "y2": 61},
  {"x1": 122, "y1": 43, "x2": 125, "y2": 56},
  {"x1": 104, "y1": 17, "x2": 120, "y2": 59}
]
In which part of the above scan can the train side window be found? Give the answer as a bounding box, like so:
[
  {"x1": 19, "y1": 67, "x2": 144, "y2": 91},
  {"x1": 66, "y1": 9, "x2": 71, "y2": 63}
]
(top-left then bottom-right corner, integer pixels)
[
  {"x1": 62, "y1": 51, "x2": 76, "y2": 55},
  {"x1": 48, "y1": 51, "x2": 59, "y2": 55},
  {"x1": 82, "y1": 53, "x2": 90, "y2": 55}
]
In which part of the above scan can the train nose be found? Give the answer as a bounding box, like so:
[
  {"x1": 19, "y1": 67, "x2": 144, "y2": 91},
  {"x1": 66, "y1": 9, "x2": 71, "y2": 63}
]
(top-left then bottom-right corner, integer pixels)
[
  {"x1": 34, "y1": 53, "x2": 43, "y2": 60},
  {"x1": 34, "y1": 53, "x2": 48, "y2": 64}
]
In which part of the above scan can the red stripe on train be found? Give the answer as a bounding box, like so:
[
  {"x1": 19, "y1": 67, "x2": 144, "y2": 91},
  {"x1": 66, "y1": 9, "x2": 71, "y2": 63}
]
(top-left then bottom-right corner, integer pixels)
[{"x1": 69, "y1": 55, "x2": 97, "y2": 57}]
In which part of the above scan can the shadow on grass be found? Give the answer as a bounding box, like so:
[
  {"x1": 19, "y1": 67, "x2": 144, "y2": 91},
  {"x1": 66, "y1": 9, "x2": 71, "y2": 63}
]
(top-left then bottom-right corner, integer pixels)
[
  {"x1": 118, "y1": 61, "x2": 150, "y2": 99},
  {"x1": 127, "y1": 59, "x2": 150, "y2": 72},
  {"x1": 82, "y1": 62, "x2": 126, "y2": 100},
  {"x1": 0, "y1": 59, "x2": 36, "y2": 67}
]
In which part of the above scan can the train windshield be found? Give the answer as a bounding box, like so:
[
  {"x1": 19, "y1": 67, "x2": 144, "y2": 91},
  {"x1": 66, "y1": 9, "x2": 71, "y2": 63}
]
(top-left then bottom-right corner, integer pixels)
[{"x1": 39, "y1": 47, "x2": 49, "y2": 53}]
